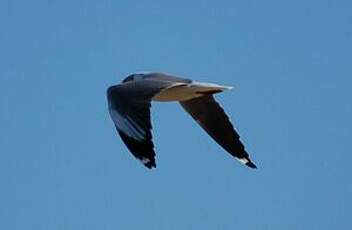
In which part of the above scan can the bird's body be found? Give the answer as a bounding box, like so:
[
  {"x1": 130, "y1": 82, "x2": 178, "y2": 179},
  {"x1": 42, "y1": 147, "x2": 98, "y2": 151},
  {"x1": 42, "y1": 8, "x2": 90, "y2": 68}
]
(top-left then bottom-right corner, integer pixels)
[
  {"x1": 153, "y1": 81, "x2": 232, "y2": 102},
  {"x1": 107, "y1": 72, "x2": 256, "y2": 169}
]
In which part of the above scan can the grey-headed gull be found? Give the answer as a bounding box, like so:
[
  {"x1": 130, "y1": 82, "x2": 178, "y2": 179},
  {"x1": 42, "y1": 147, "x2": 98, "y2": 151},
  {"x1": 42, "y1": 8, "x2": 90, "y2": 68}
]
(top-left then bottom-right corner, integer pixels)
[{"x1": 107, "y1": 72, "x2": 256, "y2": 169}]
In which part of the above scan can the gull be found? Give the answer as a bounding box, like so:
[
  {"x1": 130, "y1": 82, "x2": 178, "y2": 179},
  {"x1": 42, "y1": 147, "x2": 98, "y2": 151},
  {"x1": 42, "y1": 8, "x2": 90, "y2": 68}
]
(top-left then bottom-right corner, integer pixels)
[{"x1": 107, "y1": 72, "x2": 256, "y2": 169}]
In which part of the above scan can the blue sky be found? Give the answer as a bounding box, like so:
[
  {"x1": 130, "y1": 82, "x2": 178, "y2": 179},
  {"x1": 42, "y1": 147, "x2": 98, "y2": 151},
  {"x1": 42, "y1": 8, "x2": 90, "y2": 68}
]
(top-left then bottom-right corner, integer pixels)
[{"x1": 1, "y1": 0, "x2": 351, "y2": 229}]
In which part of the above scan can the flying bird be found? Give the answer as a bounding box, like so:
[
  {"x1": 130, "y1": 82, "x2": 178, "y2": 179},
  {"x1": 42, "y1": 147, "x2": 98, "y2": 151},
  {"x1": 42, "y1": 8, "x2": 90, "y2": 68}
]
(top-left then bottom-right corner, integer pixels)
[{"x1": 107, "y1": 72, "x2": 256, "y2": 169}]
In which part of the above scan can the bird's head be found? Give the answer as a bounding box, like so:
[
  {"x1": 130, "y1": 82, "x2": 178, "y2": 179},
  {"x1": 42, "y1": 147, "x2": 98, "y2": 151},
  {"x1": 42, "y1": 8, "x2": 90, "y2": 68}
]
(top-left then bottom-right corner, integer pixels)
[{"x1": 122, "y1": 73, "x2": 146, "y2": 83}]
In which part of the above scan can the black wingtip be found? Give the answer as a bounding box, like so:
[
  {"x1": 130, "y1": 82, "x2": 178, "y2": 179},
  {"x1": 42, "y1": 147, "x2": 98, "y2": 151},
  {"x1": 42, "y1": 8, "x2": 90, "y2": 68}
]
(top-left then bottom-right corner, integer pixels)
[
  {"x1": 246, "y1": 161, "x2": 257, "y2": 169},
  {"x1": 144, "y1": 161, "x2": 156, "y2": 169}
]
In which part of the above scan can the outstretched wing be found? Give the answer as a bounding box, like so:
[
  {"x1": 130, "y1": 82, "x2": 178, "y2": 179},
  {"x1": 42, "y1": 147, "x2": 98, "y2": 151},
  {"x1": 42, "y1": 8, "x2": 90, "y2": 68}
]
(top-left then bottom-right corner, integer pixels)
[
  {"x1": 107, "y1": 80, "x2": 171, "y2": 169},
  {"x1": 180, "y1": 95, "x2": 256, "y2": 168}
]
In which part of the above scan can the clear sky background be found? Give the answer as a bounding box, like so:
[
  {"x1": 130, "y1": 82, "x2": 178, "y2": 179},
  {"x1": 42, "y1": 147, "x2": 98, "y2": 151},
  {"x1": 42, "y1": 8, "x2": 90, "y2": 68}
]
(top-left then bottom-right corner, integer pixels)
[{"x1": 1, "y1": 0, "x2": 351, "y2": 229}]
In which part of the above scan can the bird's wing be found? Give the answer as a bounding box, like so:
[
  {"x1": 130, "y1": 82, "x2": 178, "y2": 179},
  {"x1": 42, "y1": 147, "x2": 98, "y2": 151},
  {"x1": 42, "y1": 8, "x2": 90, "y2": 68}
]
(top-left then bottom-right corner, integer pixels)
[
  {"x1": 107, "y1": 80, "x2": 171, "y2": 169},
  {"x1": 180, "y1": 95, "x2": 256, "y2": 168}
]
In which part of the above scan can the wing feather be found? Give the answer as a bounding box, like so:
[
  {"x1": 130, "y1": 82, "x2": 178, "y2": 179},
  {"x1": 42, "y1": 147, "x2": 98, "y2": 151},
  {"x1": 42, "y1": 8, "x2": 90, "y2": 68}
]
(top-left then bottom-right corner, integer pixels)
[
  {"x1": 107, "y1": 80, "x2": 171, "y2": 168},
  {"x1": 180, "y1": 95, "x2": 256, "y2": 168}
]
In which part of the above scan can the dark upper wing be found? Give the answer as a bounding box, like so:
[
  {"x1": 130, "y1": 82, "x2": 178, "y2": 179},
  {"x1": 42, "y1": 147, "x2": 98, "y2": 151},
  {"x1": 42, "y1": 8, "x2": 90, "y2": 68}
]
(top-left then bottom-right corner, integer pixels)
[
  {"x1": 180, "y1": 95, "x2": 256, "y2": 168},
  {"x1": 107, "y1": 80, "x2": 171, "y2": 169}
]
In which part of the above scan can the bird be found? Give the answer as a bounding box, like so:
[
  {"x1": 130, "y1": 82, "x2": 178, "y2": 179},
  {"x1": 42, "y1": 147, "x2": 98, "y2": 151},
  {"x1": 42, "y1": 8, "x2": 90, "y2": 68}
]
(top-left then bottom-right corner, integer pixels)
[{"x1": 107, "y1": 72, "x2": 256, "y2": 169}]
